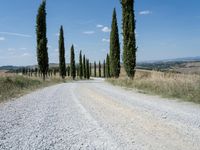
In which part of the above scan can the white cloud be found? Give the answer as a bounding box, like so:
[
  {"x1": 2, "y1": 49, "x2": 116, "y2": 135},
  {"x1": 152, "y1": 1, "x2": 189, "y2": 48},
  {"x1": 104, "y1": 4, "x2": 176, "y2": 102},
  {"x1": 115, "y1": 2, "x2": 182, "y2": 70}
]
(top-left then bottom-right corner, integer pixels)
[
  {"x1": 20, "y1": 48, "x2": 27, "y2": 50},
  {"x1": 22, "y1": 53, "x2": 31, "y2": 57},
  {"x1": 83, "y1": 31, "x2": 95, "y2": 35},
  {"x1": 54, "y1": 49, "x2": 59, "y2": 52},
  {"x1": 102, "y1": 27, "x2": 111, "y2": 33},
  {"x1": 102, "y1": 38, "x2": 110, "y2": 42},
  {"x1": 96, "y1": 24, "x2": 103, "y2": 28},
  {"x1": 8, "y1": 48, "x2": 15, "y2": 51},
  {"x1": 0, "y1": 32, "x2": 32, "y2": 38},
  {"x1": 0, "y1": 37, "x2": 5, "y2": 41},
  {"x1": 139, "y1": 10, "x2": 152, "y2": 15}
]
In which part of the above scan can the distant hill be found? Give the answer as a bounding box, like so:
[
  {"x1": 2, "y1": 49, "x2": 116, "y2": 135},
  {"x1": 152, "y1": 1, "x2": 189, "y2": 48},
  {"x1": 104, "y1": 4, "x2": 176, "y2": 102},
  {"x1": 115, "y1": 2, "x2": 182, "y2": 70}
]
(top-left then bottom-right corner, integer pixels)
[
  {"x1": 0, "y1": 63, "x2": 62, "y2": 71},
  {"x1": 137, "y1": 56, "x2": 200, "y2": 74},
  {"x1": 1, "y1": 56, "x2": 200, "y2": 74},
  {"x1": 0, "y1": 66, "x2": 21, "y2": 71}
]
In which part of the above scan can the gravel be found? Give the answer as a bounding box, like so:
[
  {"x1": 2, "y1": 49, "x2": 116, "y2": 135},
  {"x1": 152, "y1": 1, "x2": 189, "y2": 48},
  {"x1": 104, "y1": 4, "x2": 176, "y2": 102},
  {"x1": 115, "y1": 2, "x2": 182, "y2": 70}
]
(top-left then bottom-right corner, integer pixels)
[{"x1": 0, "y1": 79, "x2": 200, "y2": 150}]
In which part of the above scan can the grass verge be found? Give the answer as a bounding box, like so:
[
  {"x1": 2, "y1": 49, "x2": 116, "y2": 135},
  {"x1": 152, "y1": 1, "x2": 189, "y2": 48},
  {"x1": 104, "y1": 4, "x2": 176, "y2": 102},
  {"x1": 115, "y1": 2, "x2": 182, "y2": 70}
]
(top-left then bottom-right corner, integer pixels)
[
  {"x1": 0, "y1": 75, "x2": 66, "y2": 102},
  {"x1": 107, "y1": 70, "x2": 200, "y2": 103}
]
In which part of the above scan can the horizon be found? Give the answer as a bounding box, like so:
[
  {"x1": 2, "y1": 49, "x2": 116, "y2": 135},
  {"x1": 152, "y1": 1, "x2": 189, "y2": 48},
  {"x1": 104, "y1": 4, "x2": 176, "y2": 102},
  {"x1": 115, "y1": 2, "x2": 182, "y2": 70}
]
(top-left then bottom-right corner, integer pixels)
[{"x1": 0, "y1": 0, "x2": 200, "y2": 66}]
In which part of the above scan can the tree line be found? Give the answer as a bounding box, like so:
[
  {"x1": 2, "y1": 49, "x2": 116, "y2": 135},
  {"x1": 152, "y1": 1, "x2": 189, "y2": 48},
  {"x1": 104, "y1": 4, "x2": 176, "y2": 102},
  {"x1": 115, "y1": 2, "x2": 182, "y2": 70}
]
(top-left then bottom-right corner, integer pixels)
[{"x1": 27, "y1": 0, "x2": 137, "y2": 81}]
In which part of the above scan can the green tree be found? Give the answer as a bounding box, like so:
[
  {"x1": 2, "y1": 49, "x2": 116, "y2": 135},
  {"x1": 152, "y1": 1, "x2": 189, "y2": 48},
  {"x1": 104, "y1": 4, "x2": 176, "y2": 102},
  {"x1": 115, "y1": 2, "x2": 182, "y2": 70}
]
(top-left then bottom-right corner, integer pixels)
[
  {"x1": 110, "y1": 8, "x2": 121, "y2": 78},
  {"x1": 106, "y1": 54, "x2": 110, "y2": 78},
  {"x1": 70, "y1": 45, "x2": 76, "y2": 79},
  {"x1": 83, "y1": 55, "x2": 86, "y2": 79},
  {"x1": 59, "y1": 25, "x2": 66, "y2": 79},
  {"x1": 36, "y1": 0, "x2": 49, "y2": 80},
  {"x1": 94, "y1": 61, "x2": 97, "y2": 77},
  {"x1": 103, "y1": 60, "x2": 106, "y2": 78},
  {"x1": 89, "y1": 63, "x2": 92, "y2": 77},
  {"x1": 79, "y1": 51, "x2": 83, "y2": 79},
  {"x1": 86, "y1": 59, "x2": 90, "y2": 79},
  {"x1": 121, "y1": 0, "x2": 137, "y2": 79},
  {"x1": 99, "y1": 61, "x2": 101, "y2": 77}
]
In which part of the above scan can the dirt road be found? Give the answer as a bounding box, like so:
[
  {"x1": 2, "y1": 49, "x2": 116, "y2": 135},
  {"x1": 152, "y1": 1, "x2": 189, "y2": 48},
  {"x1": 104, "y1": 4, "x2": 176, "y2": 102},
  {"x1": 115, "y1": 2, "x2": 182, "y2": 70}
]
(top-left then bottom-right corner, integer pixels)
[{"x1": 0, "y1": 79, "x2": 200, "y2": 150}]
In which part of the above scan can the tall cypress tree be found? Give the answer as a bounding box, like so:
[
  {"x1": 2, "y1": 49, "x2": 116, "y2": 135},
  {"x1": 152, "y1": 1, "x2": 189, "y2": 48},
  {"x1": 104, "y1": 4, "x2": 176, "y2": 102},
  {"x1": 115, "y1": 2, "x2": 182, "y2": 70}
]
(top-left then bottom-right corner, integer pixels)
[
  {"x1": 86, "y1": 59, "x2": 90, "y2": 79},
  {"x1": 83, "y1": 55, "x2": 86, "y2": 79},
  {"x1": 89, "y1": 63, "x2": 92, "y2": 77},
  {"x1": 103, "y1": 60, "x2": 106, "y2": 78},
  {"x1": 70, "y1": 45, "x2": 76, "y2": 80},
  {"x1": 36, "y1": 0, "x2": 49, "y2": 80},
  {"x1": 59, "y1": 25, "x2": 66, "y2": 79},
  {"x1": 121, "y1": 0, "x2": 137, "y2": 79},
  {"x1": 99, "y1": 61, "x2": 101, "y2": 77},
  {"x1": 79, "y1": 51, "x2": 83, "y2": 79},
  {"x1": 106, "y1": 54, "x2": 110, "y2": 78},
  {"x1": 110, "y1": 8, "x2": 120, "y2": 78},
  {"x1": 94, "y1": 61, "x2": 97, "y2": 77}
]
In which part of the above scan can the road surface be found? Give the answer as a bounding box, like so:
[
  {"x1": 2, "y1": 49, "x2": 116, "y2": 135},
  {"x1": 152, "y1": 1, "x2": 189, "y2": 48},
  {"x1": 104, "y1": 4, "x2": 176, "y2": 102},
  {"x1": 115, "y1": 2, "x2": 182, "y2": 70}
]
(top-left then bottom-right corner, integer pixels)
[{"x1": 0, "y1": 79, "x2": 200, "y2": 150}]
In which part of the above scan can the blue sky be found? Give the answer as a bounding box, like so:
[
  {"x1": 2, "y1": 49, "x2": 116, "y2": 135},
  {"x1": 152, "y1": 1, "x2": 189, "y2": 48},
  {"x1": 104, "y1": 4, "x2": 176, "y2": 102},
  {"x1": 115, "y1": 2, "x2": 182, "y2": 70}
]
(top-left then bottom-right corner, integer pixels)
[{"x1": 0, "y1": 0, "x2": 200, "y2": 66}]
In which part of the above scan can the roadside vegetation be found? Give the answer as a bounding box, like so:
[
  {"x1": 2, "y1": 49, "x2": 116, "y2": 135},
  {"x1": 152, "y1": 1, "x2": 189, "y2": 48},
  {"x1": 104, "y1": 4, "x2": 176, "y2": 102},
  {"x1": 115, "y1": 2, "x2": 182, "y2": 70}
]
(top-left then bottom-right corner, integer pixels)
[
  {"x1": 107, "y1": 69, "x2": 200, "y2": 103},
  {"x1": 0, "y1": 75, "x2": 64, "y2": 102}
]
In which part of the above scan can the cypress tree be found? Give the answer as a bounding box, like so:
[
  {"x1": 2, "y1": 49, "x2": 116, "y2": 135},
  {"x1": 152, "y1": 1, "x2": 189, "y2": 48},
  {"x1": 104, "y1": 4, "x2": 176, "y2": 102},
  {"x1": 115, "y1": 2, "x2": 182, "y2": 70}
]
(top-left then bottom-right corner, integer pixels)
[
  {"x1": 89, "y1": 63, "x2": 92, "y2": 77},
  {"x1": 86, "y1": 59, "x2": 90, "y2": 79},
  {"x1": 103, "y1": 60, "x2": 106, "y2": 78},
  {"x1": 88, "y1": 60, "x2": 91, "y2": 79},
  {"x1": 36, "y1": 0, "x2": 49, "y2": 81},
  {"x1": 59, "y1": 25, "x2": 66, "y2": 79},
  {"x1": 76, "y1": 64, "x2": 80, "y2": 77},
  {"x1": 79, "y1": 51, "x2": 83, "y2": 79},
  {"x1": 83, "y1": 55, "x2": 86, "y2": 79},
  {"x1": 110, "y1": 8, "x2": 121, "y2": 78},
  {"x1": 85, "y1": 59, "x2": 88, "y2": 79},
  {"x1": 67, "y1": 66, "x2": 70, "y2": 76},
  {"x1": 106, "y1": 54, "x2": 110, "y2": 78},
  {"x1": 99, "y1": 61, "x2": 101, "y2": 77},
  {"x1": 94, "y1": 61, "x2": 97, "y2": 77},
  {"x1": 70, "y1": 45, "x2": 76, "y2": 80},
  {"x1": 121, "y1": 0, "x2": 137, "y2": 79}
]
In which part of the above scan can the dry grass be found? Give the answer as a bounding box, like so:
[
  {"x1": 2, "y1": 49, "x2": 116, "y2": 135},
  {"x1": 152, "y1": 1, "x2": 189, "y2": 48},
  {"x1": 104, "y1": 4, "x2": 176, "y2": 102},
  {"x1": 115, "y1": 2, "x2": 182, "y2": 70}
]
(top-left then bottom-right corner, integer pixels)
[
  {"x1": 108, "y1": 70, "x2": 200, "y2": 103},
  {"x1": 0, "y1": 75, "x2": 67, "y2": 102}
]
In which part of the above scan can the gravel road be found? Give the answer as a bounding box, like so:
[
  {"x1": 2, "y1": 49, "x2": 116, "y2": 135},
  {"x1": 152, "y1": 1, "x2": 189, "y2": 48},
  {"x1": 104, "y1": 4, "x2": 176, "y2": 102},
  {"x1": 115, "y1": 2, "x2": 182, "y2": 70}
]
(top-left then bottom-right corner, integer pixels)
[{"x1": 0, "y1": 79, "x2": 200, "y2": 150}]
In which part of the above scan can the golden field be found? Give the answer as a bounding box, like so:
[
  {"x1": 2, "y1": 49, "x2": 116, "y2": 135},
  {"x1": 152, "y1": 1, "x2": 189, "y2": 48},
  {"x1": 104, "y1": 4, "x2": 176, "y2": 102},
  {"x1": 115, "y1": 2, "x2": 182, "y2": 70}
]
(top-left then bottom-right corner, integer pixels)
[{"x1": 108, "y1": 69, "x2": 200, "y2": 103}]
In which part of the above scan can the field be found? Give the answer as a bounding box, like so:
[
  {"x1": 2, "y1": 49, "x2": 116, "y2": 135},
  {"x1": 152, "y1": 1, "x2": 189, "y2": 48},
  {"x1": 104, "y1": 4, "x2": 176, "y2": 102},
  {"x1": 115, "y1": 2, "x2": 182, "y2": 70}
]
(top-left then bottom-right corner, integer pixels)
[
  {"x1": 108, "y1": 68, "x2": 200, "y2": 103},
  {"x1": 0, "y1": 72, "x2": 66, "y2": 102},
  {"x1": 137, "y1": 61, "x2": 200, "y2": 74}
]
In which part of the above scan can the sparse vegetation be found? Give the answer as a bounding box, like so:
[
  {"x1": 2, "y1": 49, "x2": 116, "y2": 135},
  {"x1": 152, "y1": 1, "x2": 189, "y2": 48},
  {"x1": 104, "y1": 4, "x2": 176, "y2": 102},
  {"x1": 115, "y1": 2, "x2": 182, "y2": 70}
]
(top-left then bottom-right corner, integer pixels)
[
  {"x1": 0, "y1": 75, "x2": 64, "y2": 102},
  {"x1": 107, "y1": 69, "x2": 200, "y2": 103}
]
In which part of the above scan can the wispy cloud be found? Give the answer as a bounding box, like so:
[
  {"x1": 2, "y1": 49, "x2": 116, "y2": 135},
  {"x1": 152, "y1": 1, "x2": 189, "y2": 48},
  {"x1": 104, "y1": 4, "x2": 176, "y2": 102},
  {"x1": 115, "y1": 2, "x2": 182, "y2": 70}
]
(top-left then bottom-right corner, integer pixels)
[
  {"x1": 20, "y1": 48, "x2": 27, "y2": 50},
  {"x1": 0, "y1": 37, "x2": 5, "y2": 41},
  {"x1": 102, "y1": 27, "x2": 111, "y2": 33},
  {"x1": 0, "y1": 32, "x2": 32, "y2": 38},
  {"x1": 96, "y1": 24, "x2": 103, "y2": 28},
  {"x1": 8, "y1": 48, "x2": 16, "y2": 51},
  {"x1": 22, "y1": 53, "x2": 31, "y2": 57},
  {"x1": 83, "y1": 31, "x2": 95, "y2": 35},
  {"x1": 139, "y1": 10, "x2": 152, "y2": 15},
  {"x1": 102, "y1": 38, "x2": 110, "y2": 42}
]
